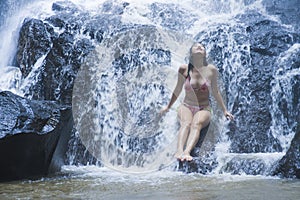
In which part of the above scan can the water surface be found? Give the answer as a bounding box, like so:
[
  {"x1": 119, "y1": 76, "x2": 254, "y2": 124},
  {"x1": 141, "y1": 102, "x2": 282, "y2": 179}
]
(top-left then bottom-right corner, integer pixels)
[{"x1": 1, "y1": 165, "x2": 299, "y2": 200}]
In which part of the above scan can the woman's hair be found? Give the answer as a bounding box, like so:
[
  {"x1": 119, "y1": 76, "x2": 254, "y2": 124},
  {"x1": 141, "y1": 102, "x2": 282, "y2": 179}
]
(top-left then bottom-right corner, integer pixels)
[{"x1": 187, "y1": 42, "x2": 208, "y2": 78}]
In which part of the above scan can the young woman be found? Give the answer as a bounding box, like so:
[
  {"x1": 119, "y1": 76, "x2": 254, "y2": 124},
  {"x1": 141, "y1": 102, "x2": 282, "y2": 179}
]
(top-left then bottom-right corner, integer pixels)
[{"x1": 160, "y1": 42, "x2": 234, "y2": 161}]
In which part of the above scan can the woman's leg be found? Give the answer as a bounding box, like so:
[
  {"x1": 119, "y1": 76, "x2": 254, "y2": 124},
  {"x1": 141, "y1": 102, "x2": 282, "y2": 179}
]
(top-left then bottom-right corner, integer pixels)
[
  {"x1": 183, "y1": 110, "x2": 211, "y2": 161},
  {"x1": 175, "y1": 104, "x2": 193, "y2": 160}
]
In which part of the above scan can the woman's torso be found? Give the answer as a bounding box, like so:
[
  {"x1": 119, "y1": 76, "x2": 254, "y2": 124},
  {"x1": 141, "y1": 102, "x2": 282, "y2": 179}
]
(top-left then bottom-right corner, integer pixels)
[{"x1": 182, "y1": 64, "x2": 212, "y2": 106}]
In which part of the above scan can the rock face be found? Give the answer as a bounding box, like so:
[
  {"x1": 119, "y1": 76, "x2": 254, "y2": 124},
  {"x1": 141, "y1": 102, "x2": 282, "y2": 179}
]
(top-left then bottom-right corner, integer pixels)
[
  {"x1": 0, "y1": 91, "x2": 73, "y2": 182},
  {"x1": 17, "y1": 18, "x2": 52, "y2": 78},
  {"x1": 17, "y1": 18, "x2": 94, "y2": 104},
  {"x1": 273, "y1": 127, "x2": 300, "y2": 178}
]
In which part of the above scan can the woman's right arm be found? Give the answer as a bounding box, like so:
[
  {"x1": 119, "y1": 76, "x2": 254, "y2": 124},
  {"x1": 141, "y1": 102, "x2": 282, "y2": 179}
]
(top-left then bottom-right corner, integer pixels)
[{"x1": 160, "y1": 65, "x2": 186, "y2": 113}]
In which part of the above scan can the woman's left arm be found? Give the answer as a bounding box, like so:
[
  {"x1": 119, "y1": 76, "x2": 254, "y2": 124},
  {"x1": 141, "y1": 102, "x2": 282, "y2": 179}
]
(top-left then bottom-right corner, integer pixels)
[{"x1": 210, "y1": 65, "x2": 234, "y2": 120}]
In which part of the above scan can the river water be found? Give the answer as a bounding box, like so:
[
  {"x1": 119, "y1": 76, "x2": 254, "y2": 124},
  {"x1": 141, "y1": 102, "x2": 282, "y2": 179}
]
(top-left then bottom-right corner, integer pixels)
[{"x1": 1, "y1": 165, "x2": 300, "y2": 200}]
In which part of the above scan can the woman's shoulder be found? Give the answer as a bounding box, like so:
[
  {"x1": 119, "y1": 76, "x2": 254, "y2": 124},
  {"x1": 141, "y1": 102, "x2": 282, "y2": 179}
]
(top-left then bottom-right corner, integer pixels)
[
  {"x1": 207, "y1": 63, "x2": 217, "y2": 69},
  {"x1": 207, "y1": 64, "x2": 218, "y2": 73},
  {"x1": 178, "y1": 64, "x2": 188, "y2": 74}
]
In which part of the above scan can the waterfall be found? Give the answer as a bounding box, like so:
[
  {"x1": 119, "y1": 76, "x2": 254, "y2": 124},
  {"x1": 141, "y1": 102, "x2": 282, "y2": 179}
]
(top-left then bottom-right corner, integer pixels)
[
  {"x1": 270, "y1": 44, "x2": 300, "y2": 150},
  {"x1": 0, "y1": 0, "x2": 53, "y2": 92},
  {"x1": 0, "y1": 0, "x2": 299, "y2": 175}
]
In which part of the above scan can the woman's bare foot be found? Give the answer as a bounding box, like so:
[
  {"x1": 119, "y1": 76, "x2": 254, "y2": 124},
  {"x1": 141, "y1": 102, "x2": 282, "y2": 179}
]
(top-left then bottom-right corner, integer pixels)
[
  {"x1": 182, "y1": 152, "x2": 193, "y2": 161},
  {"x1": 174, "y1": 151, "x2": 184, "y2": 160}
]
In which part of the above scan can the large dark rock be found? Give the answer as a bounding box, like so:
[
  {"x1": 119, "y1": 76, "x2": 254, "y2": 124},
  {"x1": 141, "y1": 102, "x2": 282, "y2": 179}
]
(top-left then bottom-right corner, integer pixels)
[
  {"x1": 0, "y1": 91, "x2": 73, "y2": 182},
  {"x1": 17, "y1": 18, "x2": 52, "y2": 77},
  {"x1": 17, "y1": 20, "x2": 94, "y2": 104},
  {"x1": 272, "y1": 127, "x2": 300, "y2": 178},
  {"x1": 228, "y1": 15, "x2": 299, "y2": 153}
]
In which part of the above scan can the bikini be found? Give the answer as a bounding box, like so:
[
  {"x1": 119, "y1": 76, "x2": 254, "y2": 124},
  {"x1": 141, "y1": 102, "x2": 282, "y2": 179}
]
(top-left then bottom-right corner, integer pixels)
[{"x1": 183, "y1": 76, "x2": 211, "y2": 115}]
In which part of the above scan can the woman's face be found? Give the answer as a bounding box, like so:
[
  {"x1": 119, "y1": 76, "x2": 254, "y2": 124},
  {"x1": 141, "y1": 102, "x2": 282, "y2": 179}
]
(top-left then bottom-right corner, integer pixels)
[{"x1": 191, "y1": 43, "x2": 206, "y2": 56}]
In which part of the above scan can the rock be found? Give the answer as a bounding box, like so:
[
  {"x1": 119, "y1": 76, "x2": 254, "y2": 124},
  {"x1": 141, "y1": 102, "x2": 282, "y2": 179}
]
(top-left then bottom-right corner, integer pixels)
[
  {"x1": 177, "y1": 157, "x2": 217, "y2": 174},
  {"x1": 176, "y1": 125, "x2": 218, "y2": 174},
  {"x1": 220, "y1": 157, "x2": 267, "y2": 175},
  {"x1": 225, "y1": 14, "x2": 298, "y2": 153},
  {"x1": 0, "y1": 91, "x2": 73, "y2": 182},
  {"x1": 272, "y1": 127, "x2": 300, "y2": 178},
  {"x1": 101, "y1": 0, "x2": 130, "y2": 15},
  {"x1": 17, "y1": 18, "x2": 52, "y2": 78},
  {"x1": 52, "y1": 0, "x2": 79, "y2": 13},
  {"x1": 20, "y1": 29, "x2": 94, "y2": 104}
]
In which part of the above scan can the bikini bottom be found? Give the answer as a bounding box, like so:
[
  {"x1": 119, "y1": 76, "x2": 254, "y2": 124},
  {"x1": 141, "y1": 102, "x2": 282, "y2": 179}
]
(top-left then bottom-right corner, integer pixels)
[{"x1": 183, "y1": 102, "x2": 211, "y2": 115}]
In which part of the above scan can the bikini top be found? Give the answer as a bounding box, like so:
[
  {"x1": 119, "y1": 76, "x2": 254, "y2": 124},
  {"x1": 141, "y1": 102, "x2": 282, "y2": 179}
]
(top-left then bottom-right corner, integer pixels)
[{"x1": 184, "y1": 76, "x2": 210, "y2": 92}]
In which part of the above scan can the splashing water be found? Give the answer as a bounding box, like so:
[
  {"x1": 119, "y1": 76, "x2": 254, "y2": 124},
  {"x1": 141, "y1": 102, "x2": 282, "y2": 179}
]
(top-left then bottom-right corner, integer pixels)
[
  {"x1": 72, "y1": 26, "x2": 195, "y2": 172},
  {"x1": 270, "y1": 43, "x2": 300, "y2": 151}
]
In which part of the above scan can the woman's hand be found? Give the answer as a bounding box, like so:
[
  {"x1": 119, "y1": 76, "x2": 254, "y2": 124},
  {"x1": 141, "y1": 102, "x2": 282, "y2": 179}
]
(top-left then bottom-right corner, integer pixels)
[
  {"x1": 159, "y1": 106, "x2": 170, "y2": 115},
  {"x1": 224, "y1": 111, "x2": 234, "y2": 121}
]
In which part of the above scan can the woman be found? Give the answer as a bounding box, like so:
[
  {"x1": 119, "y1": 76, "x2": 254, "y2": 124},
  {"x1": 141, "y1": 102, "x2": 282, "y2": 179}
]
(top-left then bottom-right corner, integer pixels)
[{"x1": 160, "y1": 42, "x2": 234, "y2": 162}]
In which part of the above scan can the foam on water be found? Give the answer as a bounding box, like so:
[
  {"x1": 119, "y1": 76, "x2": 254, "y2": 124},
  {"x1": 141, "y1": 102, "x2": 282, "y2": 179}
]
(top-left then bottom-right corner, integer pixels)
[{"x1": 60, "y1": 164, "x2": 281, "y2": 187}]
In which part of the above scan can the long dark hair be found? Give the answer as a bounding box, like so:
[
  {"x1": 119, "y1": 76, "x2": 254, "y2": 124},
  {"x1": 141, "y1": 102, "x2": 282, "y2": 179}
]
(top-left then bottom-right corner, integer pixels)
[{"x1": 187, "y1": 42, "x2": 208, "y2": 78}]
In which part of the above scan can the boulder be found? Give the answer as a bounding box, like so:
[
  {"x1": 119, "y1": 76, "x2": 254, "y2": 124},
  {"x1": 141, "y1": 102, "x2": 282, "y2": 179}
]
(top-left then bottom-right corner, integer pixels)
[
  {"x1": 0, "y1": 91, "x2": 73, "y2": 182},
  {"x1": 228, "y1": 16, "x2": 297, "y2": 153},
  {"x1": 176, "y1": 124, "x2": 218, "y2": 174},
  {"x1": 17, "y1": 18, "x2": 52, "y2": 78},
  {"x1": 272, "y1": 127, "x2": 300, "y2": 178}
]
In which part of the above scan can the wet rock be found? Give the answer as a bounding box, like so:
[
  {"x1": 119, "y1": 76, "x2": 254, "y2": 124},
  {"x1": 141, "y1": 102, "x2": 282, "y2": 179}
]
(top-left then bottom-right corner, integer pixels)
[
  {"x1": 101, "y1": 0, "x2": 130, "y2": 15},
  {"x1": 65, "y1": 130, "x2": 98, "y2": 166},
  {"x1": 176, "y1": 125, "x2": 218, "y2": 174},
  {"x1": 21, "y1": 28, "x2": 94, "y2": 104},
  {"x1": 112, "y1": 48, "x2": 171, "y2": 76},
  {"x1": 177, "y1": 157, "x2": 217, "y2": 174},
  {"x1": 0, "y1": 91, "x2": 73, "y2": 182},
  {"x1": 229, "y1": 15, "x2": 298, "y2": 153},
  {"x1": 52, "y1": 0, "x2": 79, "y2": 13},
  {"x1": 17, "y1": 18, "x2": 52, "y2": 77},
  {"x1": 220, "y1": 157, "x2": 267, "y2": 175},
  {"x1": 82, "y1": 14, "x2": 122, "y2": 41},
  {"x1": 273, "y1": 127, "x2": 300, "y2": 178}
]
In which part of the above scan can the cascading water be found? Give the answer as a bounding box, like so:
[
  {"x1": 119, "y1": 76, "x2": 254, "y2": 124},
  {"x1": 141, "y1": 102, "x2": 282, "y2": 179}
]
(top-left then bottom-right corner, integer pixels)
[
  {"x1": 270, "y1": 44, "x2": 300, "y2": 150},
  {"x1": 0, "y1": 0, "x2": 53, "y2": 93},
  {"x1": 72, "y1": 26, "x2": 196, "y2": 172},
  {"x1": 0, "y1": 0, "x2": 299, "y2": 177}
]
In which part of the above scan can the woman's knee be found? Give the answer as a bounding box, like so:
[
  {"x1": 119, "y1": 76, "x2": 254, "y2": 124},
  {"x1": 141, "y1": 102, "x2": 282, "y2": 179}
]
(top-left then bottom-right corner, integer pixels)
[
  {"x1": 180, "y1": 121, "x2": 192, "y2": 129},
  {"x1": 192, "y1": 111, "x2": 211, "y2": 129},
  {"x1": 191, "y1": 118, "x2": 210, "y2": 130},
  {"x1": 190, "y1": 122, "x2": 203, "y2": 130}
]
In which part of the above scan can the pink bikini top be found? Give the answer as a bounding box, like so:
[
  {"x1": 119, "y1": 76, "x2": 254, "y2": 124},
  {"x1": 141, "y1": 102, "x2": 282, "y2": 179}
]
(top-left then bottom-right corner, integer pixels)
[{"x1": 184, "y1": 76, "x2": 210, "y2": 92}]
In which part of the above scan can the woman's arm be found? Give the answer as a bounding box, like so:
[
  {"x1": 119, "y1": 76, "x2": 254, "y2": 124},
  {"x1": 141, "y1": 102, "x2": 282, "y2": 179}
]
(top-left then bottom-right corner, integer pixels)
[
  {"x1": 160, "y1": 65, "x2": 186, "y2": 113},
  {"x1": 210, "y1": 65, "x2": 234, "y2": 120}
]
